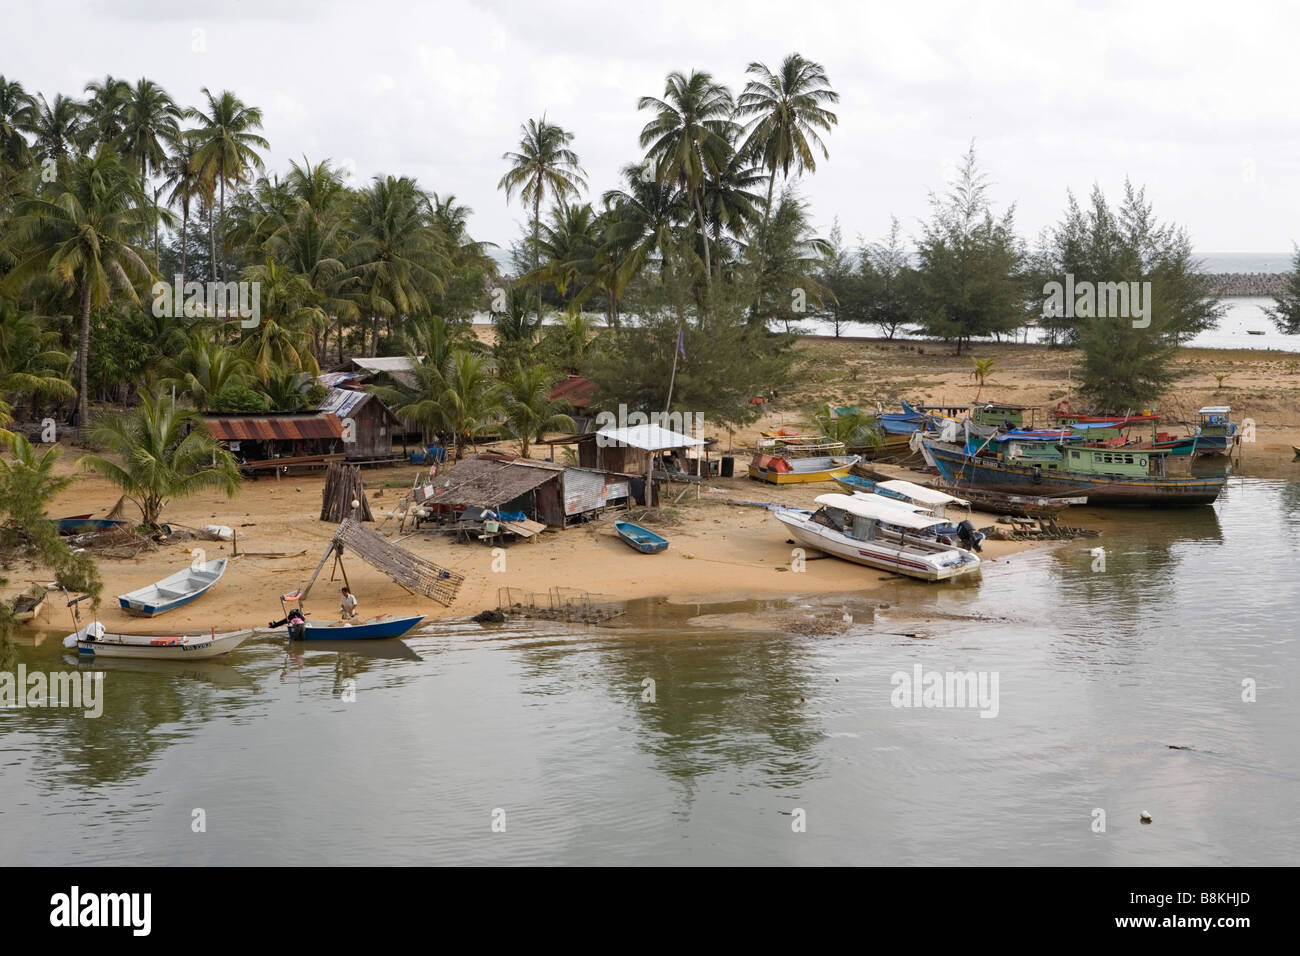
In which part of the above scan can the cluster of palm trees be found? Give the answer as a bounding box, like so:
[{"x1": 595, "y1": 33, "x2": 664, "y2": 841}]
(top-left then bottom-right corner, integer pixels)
[
  {"x1": 498, "y1": 54, "x2": 840, "y2": 328},
  {"x1": 0, "y1": 73, "x2": 495, "y2": 434}
]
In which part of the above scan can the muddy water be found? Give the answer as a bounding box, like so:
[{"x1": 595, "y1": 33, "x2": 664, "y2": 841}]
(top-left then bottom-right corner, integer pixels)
[{"x1": 1, "y1": 479, "x2": 1296, "y2": 864}]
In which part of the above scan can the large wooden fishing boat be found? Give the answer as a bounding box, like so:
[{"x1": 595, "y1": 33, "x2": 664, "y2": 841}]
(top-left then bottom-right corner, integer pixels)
[{"x1": 920, "y1": 437, "x2": 1226, "y2": 506}]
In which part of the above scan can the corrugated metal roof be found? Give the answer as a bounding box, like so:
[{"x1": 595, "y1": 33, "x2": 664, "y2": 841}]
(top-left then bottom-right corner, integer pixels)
[
  {"x1": 319, "y1": 387, "x2": 370, "y2": 418},
  {"x1": 595, "y1": 423, "x2": 704, "y2": 451},
  {"x1": 426, "y1": 456, "x2": 560, "y2": 508},
  {"x1": 203, "y1": 414, "x2": 344, "y2": 442}
]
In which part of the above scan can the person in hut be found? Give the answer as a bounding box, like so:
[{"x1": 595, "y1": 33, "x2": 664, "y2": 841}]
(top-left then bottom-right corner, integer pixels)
[{"x1": 340, "y1": 586, "x2": 359, "y2": 621}]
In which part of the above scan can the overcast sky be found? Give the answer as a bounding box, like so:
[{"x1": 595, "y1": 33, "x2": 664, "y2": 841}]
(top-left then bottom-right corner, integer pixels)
[{"x1": 5, "y1": 0, "x2": 1297, "y2": 255}]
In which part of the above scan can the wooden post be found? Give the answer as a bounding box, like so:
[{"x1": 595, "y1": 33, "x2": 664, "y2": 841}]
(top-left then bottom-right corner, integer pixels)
[{"x1": 644, "y1": 450, "x2": 654, "y2": 507}]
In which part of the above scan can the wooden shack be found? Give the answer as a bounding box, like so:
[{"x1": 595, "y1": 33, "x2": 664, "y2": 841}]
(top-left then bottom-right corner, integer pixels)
[{"x1": 318, "y1": 387, "x2": 404, "y2": 463}]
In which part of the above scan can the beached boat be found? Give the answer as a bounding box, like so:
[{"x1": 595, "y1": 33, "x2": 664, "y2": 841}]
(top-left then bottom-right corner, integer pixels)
[
  {"x1": 921, "y1": 438, "x2": 1226, "y2": 505},
  {"x1": 930, "y1": 484, "x2": 1087, "y2": 518},
  {"x1": 56, "y1": 516, "x2": 127, "y2": 535},
  {"x1": 273, "y1": 614, "x2": 425, "y2": 641},
  {"x1": 615, "y1": 520, "x2": 668, "y2": 553},
  {"x1": 10, "y1": 583, "x2": 48, "y2": 622},
  {"x1": 748, "y1": 452, "x2": 860, "y2": 484},
  {"x1": 1193, "y1": 406, "x2": 1239, "y2": 452},
  {"x1": 116, "y1": 558, "x2": 228, "y2": 617},
  {"x1": 771, "y1": 493, "x2": 981, "y2": 582},
  {"x1": 62, "y1": 622, "x2": 253, "y2": 660}
]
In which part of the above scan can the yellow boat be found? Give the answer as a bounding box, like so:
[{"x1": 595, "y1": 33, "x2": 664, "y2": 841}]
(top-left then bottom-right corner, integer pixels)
[{"x1": 748, "y1": 452, "x2": 861, "y2": 484}]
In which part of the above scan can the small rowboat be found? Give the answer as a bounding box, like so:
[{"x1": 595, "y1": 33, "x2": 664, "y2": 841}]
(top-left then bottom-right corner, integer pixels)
[
  {"x1": 62, "y1": 622, "x2": 253, "y2": 660},
  {"x1": 833, "y1": 474, "x2": 877, "y2": 495},
  {"x1": 615, "y1": 520, "x2": 668, "y2": 554},
  {"x1": 56, "y1": 516, "x2": 126, "y2": 535},
  {"x1": 748, "y1": 453, "x2": 860, "y2": 484},
  {"x1": 117, "y1": 558, "x2": 228, "y2": 617},
  {"x1": 274, "y1": 614, "x2": 425, "y2": 641},
  {"x1": 10, "y1": 584, "x2": 48, "y2": 622}
]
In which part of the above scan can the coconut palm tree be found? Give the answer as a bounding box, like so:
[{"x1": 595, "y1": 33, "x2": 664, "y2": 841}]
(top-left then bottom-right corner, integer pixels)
[
  {"x1": 346, "y1": 175, "x2": 445, "y2": 355},
  {"x1": 393, "y1": 348, "x2": 502, "y2": 459},
  {"x1": 161, "y1": 334, "x2": 253, "y2": 411},
  {"x1": 31, "y1": 93, "x2": 83, "y2": 162},
  {"x1": 239, "y1": 258, "x2": 325, "y2": 382},
  {"x1": 2, "y1": 151, "x2": 154, "y2": 425},
  {"x1": 502, "y1": 365, "x2": 576, "y2": 459},
  {"x1": 601, "y1": 162, "x2": 688, "y2": 292},
  {"x1": 79, "y1": 388, "x2": 240, "y2": 527},
  {"x1": 737, "y1": 54, "x2": 839, "y2": 291},
  {"x1": 637, "y1": 70, "x2": 738, "y2": 296},
  {"x1": 120, "y1": 79, "x2": 182, "y2": 253},
  {"x1": 0, "y1": 76, "x2": 37, "y2": 169},
  {"x1": 80, "y1": 75, "x2": 131, "y2": 151},
  {"x1": 0, "y1": 302, "x2": 75, "y2": 428},
  {"x1": 809, "y1": 402, "x2": 882, "y2": 452},
  {"x1": 498, "y1": 117, "x2": 587, "y2": 321},
  {"x1": 189, "y1": 88, "x2": 268, "y2": 280},
  {"x1": 160, "y1": 134, "x2": 202, "y2": 281}
]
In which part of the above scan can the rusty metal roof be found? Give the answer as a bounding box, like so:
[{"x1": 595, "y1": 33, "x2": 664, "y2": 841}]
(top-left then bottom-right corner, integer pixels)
[{"x1": 202, "y1": 414, "x2": 344, "y2": 442}]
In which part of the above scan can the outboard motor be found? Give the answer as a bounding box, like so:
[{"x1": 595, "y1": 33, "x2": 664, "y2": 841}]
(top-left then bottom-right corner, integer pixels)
[{"x1": 956, "y1": 519, "x2": 983, "y2": 553}]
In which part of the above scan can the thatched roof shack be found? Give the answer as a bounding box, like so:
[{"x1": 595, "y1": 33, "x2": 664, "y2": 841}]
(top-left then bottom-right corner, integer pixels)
[{"x1": 428, "y1": 452, "x2": 632, "y2": 526}]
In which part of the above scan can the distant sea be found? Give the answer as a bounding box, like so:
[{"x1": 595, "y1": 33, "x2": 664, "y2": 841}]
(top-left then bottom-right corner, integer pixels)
[{"x1": 1197, "y1": 251, "x2": 1291, "y2": 273}]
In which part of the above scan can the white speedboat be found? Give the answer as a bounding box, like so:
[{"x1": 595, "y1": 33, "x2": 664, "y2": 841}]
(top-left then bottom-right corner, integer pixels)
[
  {"x1": 62, "y1": 622, "x2": 253, "y2": 660},
  {"x1": 771, "y1": 493, "x2": 981, "y2": 582}
]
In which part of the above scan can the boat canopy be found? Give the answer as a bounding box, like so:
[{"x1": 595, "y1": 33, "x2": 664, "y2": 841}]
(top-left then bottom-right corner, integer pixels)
[
  {"x1": 1197, "y1": 406, "x2": 1231, "y2": 416},
  {"x1": 814, "y1": 494, "x2": 948, "y2": 530},
  {"x1": 876, "y1": 479, "x2": 970, "y2": 509}
]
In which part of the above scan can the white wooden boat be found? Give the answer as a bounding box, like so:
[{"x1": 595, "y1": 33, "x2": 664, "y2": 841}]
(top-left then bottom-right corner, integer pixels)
[
  {"x1": 771, "y1": 493, "x2": 981, "y2": 582},
  {"x1": 62, "y1": 622, "x2": 253, "y2": 660},
  {"x1": 116, "y1": 558, "x2": 228, "y2": 617}
]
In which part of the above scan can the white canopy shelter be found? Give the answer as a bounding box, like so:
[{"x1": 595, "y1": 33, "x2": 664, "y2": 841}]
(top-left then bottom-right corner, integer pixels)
[
  {"x1": 814, "y1": 493, "x2": 948, "y2": 531},
  {"x1": 594, "y1": 423, "x2": 704, "y2": 451},
  {"x1": 876, "y1": 479, "x2": 971, "y2": 510}
]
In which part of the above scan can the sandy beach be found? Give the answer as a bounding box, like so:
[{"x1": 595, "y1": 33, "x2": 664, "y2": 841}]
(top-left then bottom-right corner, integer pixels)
[{"x1": 8, "y1": 333, "x2": 1295, "y2": 635}]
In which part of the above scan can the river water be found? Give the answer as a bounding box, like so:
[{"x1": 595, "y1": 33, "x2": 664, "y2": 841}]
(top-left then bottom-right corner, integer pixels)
[{"x1": 2, "y1": 479, "x2": 1297, "y2": 865}]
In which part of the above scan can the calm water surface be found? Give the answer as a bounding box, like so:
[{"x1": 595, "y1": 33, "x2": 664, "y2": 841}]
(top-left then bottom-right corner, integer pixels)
[{"x1": 2, "y1": 479, "x2": 1297, "y2": 865}]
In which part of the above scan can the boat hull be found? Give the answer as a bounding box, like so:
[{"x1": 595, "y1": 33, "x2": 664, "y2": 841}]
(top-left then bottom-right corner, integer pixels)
[
  {"x1": 69, "y1": 628, "x2": 252, "y2": 660},
  {"x1": 771, "y1": 509, "x2": 980, "y2": 582},
  {"x1": 748, "y1": 458, "x2": 859, "y2": 484},
  {"x1": 117, "y1": 558, "x2": 228, "y2": 617},
  {"x1": 924, "y1": 441, "x2": 1224, "y2": 506},
  {"x1": 279, "y1": 614, "x2": 425, "y2": 640},
  {"x1": 614, "y1": 521, "x2": 668, "y2": 553}
]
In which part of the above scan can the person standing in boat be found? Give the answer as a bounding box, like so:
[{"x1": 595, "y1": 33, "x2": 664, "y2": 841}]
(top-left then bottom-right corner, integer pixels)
[{"x1": 340, "y1": 586, "x2": 358, "y2": 621}]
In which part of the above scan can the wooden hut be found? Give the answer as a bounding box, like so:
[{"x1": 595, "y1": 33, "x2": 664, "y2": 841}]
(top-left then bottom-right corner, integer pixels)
[{"x1": 318, "y1": 387, "x2": 405, "y2": 463}]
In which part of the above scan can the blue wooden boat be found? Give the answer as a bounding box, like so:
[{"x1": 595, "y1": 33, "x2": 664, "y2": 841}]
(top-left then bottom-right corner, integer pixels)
[
  {"x1": 117, "y1": 558, "x2": 228, "y2": 617},
  {"x1": 57, "y1": 516, "x2": 126, "y2": 535},
  {"x1": 833, "y1": 474, "x2": 876, "y2": 495},
  {"x1": 615, "y1": 520, "x2": 668, "y2": 554},
  {"x1": 285, "y1": 614, "x2": 425, "y2": 640}
]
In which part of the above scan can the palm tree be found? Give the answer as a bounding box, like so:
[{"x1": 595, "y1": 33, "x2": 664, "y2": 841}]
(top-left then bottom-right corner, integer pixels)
[
  {"x1": 638, "y1": 70, "x2": 737, "y2": 296},
  {"x1": 971, "y1": 357, "x2": 995, "y2": 401},
  {"x1": 0, "y1": 76, "x2": 36, "y2": 170},
  {"x1": 80, "y1": 388, "x2": 240, "y2": 527},
  {"x1": 80, "y1": 75, "x2": 131, "y2": 151},
  {"x1": 502, "y1": 365, "x2": 576, "y2": 459},
  {"x1": 31, "y1": 93, "x2": 83, "y2": 162},
  {"x1": 393, "y1": 348, "x2": 502, "y2": 459},
  {"x1": 160, "y1": 134, "x2": 202, "y2": 281},
  {"x1": 259, "y1": 367, "x2": 320, "y2": 411},
  {"x1": 498, "y1": 117, "x2": 587, "y2": 320},
  {"x1": 161, "y1": 334, "x2": 253, "y2": 411},
  {"x1": 346, "y1": 175, "x2": 445, "y2": 355},
  {"x1": 2, "y1": 151, "x2": 153, "y2": 425},
  {"x1": 737, "y1": 54, "x2": 839, "y2": 295},
  {"x1": 239, "y1": 258, "x2": 325, "y2": 382},
  {"x1": 601, "y1": 162, "x2": 687, "y2": 292},
  {"x1": 0, "y1": 302, "x2": 75, "y2": 428},
  {"x1": 120, "y1": 79, "x2": 182, "y2": 253},
  {"x1": 189, "y1": 88, "x2": 268, "y2": 280}
]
